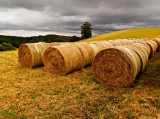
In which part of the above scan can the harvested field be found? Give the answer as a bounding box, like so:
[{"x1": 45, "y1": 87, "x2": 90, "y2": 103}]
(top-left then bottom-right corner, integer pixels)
[{"x1": 0, "y1": 49, "x2": 160, "y2": 118}]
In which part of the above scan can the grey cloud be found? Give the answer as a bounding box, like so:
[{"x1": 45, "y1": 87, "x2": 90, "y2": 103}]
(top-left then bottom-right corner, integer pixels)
[
  {"x1": 0, "y1": 0, "x2": 48, "y2": 10},
  {"x1": 0, "y1": 0, "x2": 160, "y2": 36}
]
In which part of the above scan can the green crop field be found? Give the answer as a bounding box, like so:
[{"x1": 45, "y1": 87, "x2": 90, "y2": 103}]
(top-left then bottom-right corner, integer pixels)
[{"x1": 82, "y1": 28, "x2": 160, "y2": 42}]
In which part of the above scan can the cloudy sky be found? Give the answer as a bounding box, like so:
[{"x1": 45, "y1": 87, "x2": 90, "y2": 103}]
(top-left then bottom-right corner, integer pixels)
[{"x1": 0, "y1": 0, "x2": 160, "y2": 37}]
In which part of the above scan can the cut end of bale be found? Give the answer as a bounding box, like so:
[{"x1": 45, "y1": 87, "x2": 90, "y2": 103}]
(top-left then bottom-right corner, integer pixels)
[
  {"x1": 44, "y1": 44, "x2": 84, "y2": 75},
  {"x1": 18, "y1": 44, "x2": 33, "y2": 68},
  {"x1": 93, "y1": 48, "x2": 135, "y2": 87},
  {"x1": 44, "y1": 46, "x2": 66, "y2": 75}
]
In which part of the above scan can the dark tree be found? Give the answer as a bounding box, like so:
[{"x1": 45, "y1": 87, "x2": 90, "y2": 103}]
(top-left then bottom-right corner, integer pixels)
[{"x1": 81, "y1": 22, "x2": 92, "y2": 39}]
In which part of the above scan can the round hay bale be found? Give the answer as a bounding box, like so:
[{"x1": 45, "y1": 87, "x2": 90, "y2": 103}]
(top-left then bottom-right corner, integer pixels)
[
  {"x1": 128, "y1": 38, "x2": 147, "y2": 43},
  {"x1": 135, "y1": 42, "x2": 151, "y2": 58},
  {"x1": 127, "y1": 40, "x2": 135, "y2": 44},
  {"x1": 133, "y1": 39, "x2": 143, "y2": 43},
  {"x1": 129, "y1": 39, "x2": 139, "y2": 43},
  {"x1": 89, "y1": 42, "x2": 106, "y2": 56},
  {"x1": 144, "y1": 40, "x2": 158, "y2": 56},
  {"x1": 18, "y1": 42, "x2": 60, "y2": 68},
  {"x1": 93, "y1": 46, "x2": 141, "y2": 87},
  {"x1": 125, "y1": 43, "x2": 148, "y2": 72},
  {"x1": 73, "y1": 42, "x2": 94, "y2": 67},
  {"x1": 137, "y1": 42, "x2": 151, "y2": 57},
  {"x1": 44, "y1": 44, "x2": 84, "y2": 75},
  {"x1": 152, "y1": 38, "x2": 160, "y2": 51},
  {"x1": 118, "y1": 39, "x2": 135, "y2": 45},
  {"x1": 108, "y1": 40, "x2": 122, "y2": 46},
  {"x1": 127, "y1": 38, "x2": 137, "y2": 41},
  {"x1": 39, "y1": 42, "x2": 61, "y2": 61},
  {"x1": 101, "y1": 41, "x2": 114, "y2": 48},
  {"x1": 132, "y1": 43, "x2": 149, "y2": 58},
  {"x1": 89, "y1": 41, "x2": 108, "y2": 48},
  {"x1": 118, "y1": 40, "x2": 128, "y2": 45},
  {"x1": 141, "y1": 38, "x2": 147, "y2": 41},
  {"x1": 138, "y1": 39, "x2": 147, "y2": 42}
]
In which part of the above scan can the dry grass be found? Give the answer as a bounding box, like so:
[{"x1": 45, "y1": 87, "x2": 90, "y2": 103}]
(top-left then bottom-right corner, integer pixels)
[
  {"x1": 82, "y1": 28, "x2": 160, "y2": 42},
  {"x1": 0, "y1": 49, "x2": 160, "y2": 118}
]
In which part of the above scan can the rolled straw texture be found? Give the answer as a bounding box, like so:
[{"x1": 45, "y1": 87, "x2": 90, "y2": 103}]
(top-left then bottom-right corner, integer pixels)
[
  {"x1": 38, "y1": 42, "x2": 61, "y2": 62},
  {"x1": 101, "y1": 41, "x2": 114, "y2": 48},
  {"x1": 141, "y1": 38, "x2": 147, "y2": 41},
  {"x1": 152, "y1": 38, "x2": 160, "y2": 51},
  {"x1": 93, "y1": 46, "x2": 141, "y2": 87},
  {"x1": 128, "y1": 38, "x2": 137, "y2": 43},
  {"x1": 44, "y1": 44, "x2": 83, "y2": 75},
  {"x1": 108, "y1": 40, "x2": 122, "y2": 46},
  {"x1": 125, "y1": 43, "x2": 148, "y2": 72},
  {"x1": 118, "y1": 39, "x2": 135, "y2": 45},
  {"x1": 128, "y1": 38, "x2": 136, "y2": 41},
  {"x1": 126, "y1": 40, "x2": 135, "y2": 45},
  {"x1": 135, "y1": 43, "x2": 151, "y2": 58},
  {"x1": 128, "y1": 38, "x2": 146, "y2": 43},
  {"x1": 89, "y1": 41, "x2": 110, "y2": 48},
  {"x1": 144, "y1": 40, "x2": 158, "y2": 56},
  {"x1": 133, "y1": 39, "x2": 143, "y2": 43},
  {"x1": 18, "y1": 42, "x2": 60, "y2": 68},
  {"x1": 89, "y1": 42, "x2": 107, "y2": 56},
  {"x1": 73, "y1": 42, "x2": 94, "y2": 67}
]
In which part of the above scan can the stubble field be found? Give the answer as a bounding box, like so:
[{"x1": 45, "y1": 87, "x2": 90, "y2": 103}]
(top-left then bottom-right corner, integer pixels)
[{"x1": 0, "y1": 49, "x2": 160, "y2": 118}]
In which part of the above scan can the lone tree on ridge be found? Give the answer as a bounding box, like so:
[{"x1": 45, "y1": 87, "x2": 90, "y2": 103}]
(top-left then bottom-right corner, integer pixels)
[{"x1": 81, "y1": 22, "x2": 92, "y2": 39}]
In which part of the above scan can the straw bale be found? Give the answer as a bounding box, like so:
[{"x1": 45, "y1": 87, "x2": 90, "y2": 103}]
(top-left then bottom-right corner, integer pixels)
[
  {"x1": 89, "y1": 42, "x2": 107, "y2": 56},
  {"x1": 108, "y1": 40, "x2": 122, "y2": 46},
  {"x1": 44, "y1": 44, "x2": 83, "y2": 75},
  {"x1": 73, "y1": 42, "x2": 94, "y2": 67},
  {"x1": 93, "y1": 46, "x2": 141, "y2": 87},
  {"x1": 125, "y1": 43, "x2": 148, "y2": 72},
  {"x1": 18, "y1": 42, "x2": 60, "y2": 68},
  {"x1": 144, "y1": 40, "x2": 158, "y2": 56},
  {"x1": 152, "y1": 38, "x2": 160, "y2": 51}
]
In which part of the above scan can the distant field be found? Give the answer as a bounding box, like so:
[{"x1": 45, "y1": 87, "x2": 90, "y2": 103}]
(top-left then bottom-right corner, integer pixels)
[
  {"x1": 0, "y1": 48, "x2": 160, "y2": 118},
  {"x1": 82, "y1": 28, "x2": 160, "y2": 42}
]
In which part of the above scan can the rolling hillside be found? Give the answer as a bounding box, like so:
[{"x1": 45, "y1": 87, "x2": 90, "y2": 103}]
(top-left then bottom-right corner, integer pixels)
[
  {"x1": 0, "y1": 28, "x2": 160, "y2": 118},
  {"x1": 82, "y1": 28, "x2": 160, "y2": 42}
]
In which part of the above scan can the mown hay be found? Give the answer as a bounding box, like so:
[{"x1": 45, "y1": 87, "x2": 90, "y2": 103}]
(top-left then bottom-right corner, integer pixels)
[
  {"x1": 128, "y1": 38, "x2": 147, "y2": 43},
  {"x1": 108, "y1": 40, "x2": 122, "y2": 46},
  {"x1": 44, "y1": 44, "x2": 84, "y2": 75},
  {"x1": 89, "y1": 41, "x2": 109, "y2": 48},
  {"x1": 125, "y1": 43, "x2": 148, "y2": 72},
  {"x1": 133, "y1": 39, "x2": 143, "y2": 43},
  {"x1": 119, "y1": 39, "x2": 135, "y2": 45},
  {"x1": 144, "y1": 40, "x2": 158, "y2": 56},
  {"x1": 18, "y1": 42, "x2": 60, "y2": 68},
  {"x1": 89, "y1": 42, "x2": 108, "y2": 56},
  {"x1": 93, "y1": 46, "x2": 141, "y2": 87},
  {"x1": 101, "y1": 41, "x2": 114, "y2": 48},
  {"x1": 73, "y1": 42, "x2": 94, "y2": 67},
  {"x1": 136, "y1": 43, "x2": 151, "y2": 57},
  {"x1": 128, "y1": 38, "x2": 136, "y2": 40},
  {"x1": 152, "y1": 38, "x2": 160, "y2": 51}
]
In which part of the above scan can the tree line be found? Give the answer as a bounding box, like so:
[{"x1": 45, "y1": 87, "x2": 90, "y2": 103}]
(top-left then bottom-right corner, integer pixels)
[
  {"x1": 0, "y1": 21, "x2": 92, "y2": 51},
  {"x1": 0, "y1": 34, "x2": 82, "y2": 48}
]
